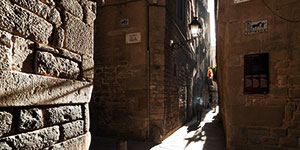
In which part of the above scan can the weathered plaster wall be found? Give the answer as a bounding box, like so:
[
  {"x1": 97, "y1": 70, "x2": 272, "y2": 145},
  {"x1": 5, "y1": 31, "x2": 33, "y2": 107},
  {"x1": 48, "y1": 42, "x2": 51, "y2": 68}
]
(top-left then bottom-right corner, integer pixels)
[
  {"x1": 0, "y1": 0, "x2": 95, "y2": 149},
  {"x1": 217, "y1": 0, "x2": 300, "y2": 149}
]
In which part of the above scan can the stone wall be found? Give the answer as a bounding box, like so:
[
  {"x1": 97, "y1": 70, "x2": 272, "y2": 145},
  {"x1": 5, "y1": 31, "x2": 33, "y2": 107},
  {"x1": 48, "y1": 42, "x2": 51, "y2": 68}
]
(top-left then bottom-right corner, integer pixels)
[
  {"x1": 0, "y1": 0, "x2": 95, "y2": 149},
  {"x1": 162, "y1": 0, "x2": 197, "y2": 137},
  {"x1": 91, "y1": 1, "x2": 149, "y2": 140},
  {"x1": 216, "y1": 0, "x2": 300, "y2": 149},
  {"x1": 91, "y1": 0, "x2": 205, "y2": 143}
]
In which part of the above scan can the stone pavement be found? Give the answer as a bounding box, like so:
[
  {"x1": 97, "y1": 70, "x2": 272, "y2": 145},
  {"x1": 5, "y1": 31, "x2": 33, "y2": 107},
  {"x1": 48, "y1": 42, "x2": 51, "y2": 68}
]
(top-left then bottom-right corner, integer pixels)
[
  {"x1": 151, "y1": 107, "x2": 226, "y2": 150},
  {"x1": 90, "y1": 107, "x2": 226, "y2": 150}
]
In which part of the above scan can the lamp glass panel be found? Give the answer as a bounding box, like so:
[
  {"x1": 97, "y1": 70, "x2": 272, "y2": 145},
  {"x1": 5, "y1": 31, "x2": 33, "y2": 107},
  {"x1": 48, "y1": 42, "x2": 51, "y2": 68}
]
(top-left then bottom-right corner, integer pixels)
[{"x1": 190, "y1": 25, "x2": 199, "y2": 37}]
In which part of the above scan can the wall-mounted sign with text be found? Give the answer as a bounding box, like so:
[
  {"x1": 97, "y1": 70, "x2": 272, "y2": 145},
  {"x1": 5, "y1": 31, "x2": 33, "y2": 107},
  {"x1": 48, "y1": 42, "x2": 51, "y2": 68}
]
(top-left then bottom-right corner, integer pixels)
[
  {"x1": 245, "y1": 20, "x2": 268, "y2": 35},
  {"x1": 234, "y1": 0, "x2": 251, "y2": 4},
  {"x1": 125, "y1": 32, "x2": 141, "y2": 44}
]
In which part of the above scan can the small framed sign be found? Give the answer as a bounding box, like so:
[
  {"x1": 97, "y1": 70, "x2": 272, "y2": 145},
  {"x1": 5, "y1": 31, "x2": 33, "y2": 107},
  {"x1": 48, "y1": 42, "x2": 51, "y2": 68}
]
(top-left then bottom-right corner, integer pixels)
[
  {"x1": 245, "y1": 20, "x2": 268, "y2": 35},
  {"x1": 244, "y1": 53, "x2": 269, "y2": 94},
  {"x1": 125, "y1": 32, "x2": 141, "y2": 44},
  {"x1": 120, "y1": 19, "x2": 129, "y2": 26}
]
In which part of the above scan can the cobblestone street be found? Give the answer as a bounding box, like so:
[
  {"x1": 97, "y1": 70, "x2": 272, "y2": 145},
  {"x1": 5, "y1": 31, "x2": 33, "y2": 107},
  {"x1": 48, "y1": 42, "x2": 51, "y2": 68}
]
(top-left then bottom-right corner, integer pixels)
[
  {"x1": 90, "y1": 107, "x2": 226, "y2": 150},
  {"x1": 151, "y1": 107, "x2": 226, "y2": 150}
]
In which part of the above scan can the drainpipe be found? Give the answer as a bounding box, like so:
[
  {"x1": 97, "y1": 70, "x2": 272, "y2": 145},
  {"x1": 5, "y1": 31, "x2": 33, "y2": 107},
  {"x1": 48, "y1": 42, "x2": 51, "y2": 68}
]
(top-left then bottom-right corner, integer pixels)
[
  {"x1": 146, "y1": 0, "x2": 150, "y2": 139},
  {"x1": 145, "y1": 0, "x2": 166, "y2": 140}
]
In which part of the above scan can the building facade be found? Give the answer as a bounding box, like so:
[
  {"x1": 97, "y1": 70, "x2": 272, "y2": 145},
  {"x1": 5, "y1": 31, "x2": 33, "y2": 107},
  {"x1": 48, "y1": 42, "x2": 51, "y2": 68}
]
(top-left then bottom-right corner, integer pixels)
[
  {"x1": 0, "y1": 0, "x2": 96, "y2": 149},
  {"x1": 91, "y1": 0, "x2": 212, "y2": 143},
  {"x1": 216, "y1": 0, "x2": 300, "y2": 149}
]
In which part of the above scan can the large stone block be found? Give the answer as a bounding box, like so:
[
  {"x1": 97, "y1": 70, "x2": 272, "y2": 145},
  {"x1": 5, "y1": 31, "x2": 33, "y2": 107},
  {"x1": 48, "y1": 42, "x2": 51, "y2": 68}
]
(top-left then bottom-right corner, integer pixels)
[
  {"x1": 0, "y1": 126, "x2": 59, "y2": 149},
  {"x1": 59, "y1": 0, "x2": 83, "y2": 19},
  {"x1": 289, "y1": 88, "x2": 300, "y2": 98},
  {"x1": 0, "y1": 30, "x2": 13, "y2": 70},
  {"x1": 11, "y1": 0, "x2": 62, "y2": 26},
  {"x1": 0, "y1": 0, "x2": 52, "y2": 44},
  {"x1": 0, "y1": 71, "x2": 93, "y2": 106},
  {"x1": 45, "y1": 0, "x2": 56, "y2": 6},
  {"x1": 0, "y1": 111, "x2": 13, "y2": 137},
  {"x1": 12, "y1": 36, "x2": 34, "y2": 72},
  {"x1": 62, "y1": 120, "x2": 84, "y2": 140},
  {"x1": 0, "y1": 0, "x2": 15, "y2": 33},
  {"x1": 36, "y1": 51, "x2": 80, "y2": 79},
  {"x1": 37, "y1": 43, "x2": 57, "y2": 53},
  {"x1": 288, "y1": 129, "x2": 300, "y2": 137},
  {"x1": 47, "y1": 132, "x2": 91, "y2": 150},
  {"x1": 58, "y1": 48, "x2": 82, "y2": 62},
  {"x1": 53, "y1": 27, "x2": 65, "y2": 48},
  {"x1": 64, "y1": 12, "x2": 93, "y2": 55},
  {"x1": 18, "y1": 108, "x2": 43, "y2": 131},
  {"x1": 269, "y1": 87, "x2": 288, "y2": 98},
  {"x1": 279, "y1": 137, "x2": 298, "y2": 147},
  {"x1": 0, "y1": 142, "x2": 12, "y2": 150},
  {"x1": 45, "y1": 105, "x2": 82, "y2": 125},
  {"x1": 294, "y1": 112, "x2": 300, "y2": 121},
  {"x1": 229, "y1": 106, "x2": 284, "y2": 127},
  {"x1": 82, "y1": 54, "x2": 94, "y2": 81},
  {"x1": 83, "y1": 103, "x2": 90, "y2": 132},
  {"x1": 247, "y1": 127, "x2": 270, "y2": 136},
  {"x1": 290, "y1": 76, "x2": 300, "y2": 86},
  {"x1": 271, "y1": 128, "x2": 287, "y2": 137},
  {"x1": 82, "y1": 1, "x2": 96, "y2": 26}
]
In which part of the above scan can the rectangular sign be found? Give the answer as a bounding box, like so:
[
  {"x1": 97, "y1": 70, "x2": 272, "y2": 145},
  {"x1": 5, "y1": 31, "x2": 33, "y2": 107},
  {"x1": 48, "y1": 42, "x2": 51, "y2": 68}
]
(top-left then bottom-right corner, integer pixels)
[
  {"x1": 120, "y1": 19, "x2": 129, "y2": 26},
  {"x1": 245, "y1": 20, "x2": 268, "y2": 35},
  {"x1": 234, "y1": 0, "x2": 251, "y2": 4},
  {"x1": 125, "y1": 32, "x2": 141, "y2": 44},
  {"x1": 244, "y1": 53, "x2": 269, "y2": 94}
]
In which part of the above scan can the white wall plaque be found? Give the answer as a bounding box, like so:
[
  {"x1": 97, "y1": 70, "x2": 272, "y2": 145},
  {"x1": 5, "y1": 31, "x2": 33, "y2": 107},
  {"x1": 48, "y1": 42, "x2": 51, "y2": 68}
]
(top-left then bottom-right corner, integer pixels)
[
  {"x1": 234, "y1": 0, "x2": 251, "y2": 4},
  {"x1": 245, "y1": 20, "x2": 268, "y2": 35},
  {"x1": 125, "y1": 32, "x2": 141, "y2": 44}
]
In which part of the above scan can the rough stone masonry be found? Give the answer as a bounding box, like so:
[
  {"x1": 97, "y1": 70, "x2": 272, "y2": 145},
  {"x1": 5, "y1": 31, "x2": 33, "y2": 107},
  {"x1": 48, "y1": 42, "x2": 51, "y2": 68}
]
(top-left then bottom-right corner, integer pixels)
[{"x1": 0, "y1": 0, "x2": 96, "y2": 149}]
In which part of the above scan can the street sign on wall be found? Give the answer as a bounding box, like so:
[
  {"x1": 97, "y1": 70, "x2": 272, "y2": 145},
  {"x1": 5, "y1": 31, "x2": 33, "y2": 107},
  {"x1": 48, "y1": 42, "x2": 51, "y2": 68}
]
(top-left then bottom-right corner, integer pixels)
[
  {"x1": 245, "y1": 20, "x2": 268, "y2": 35},
  {"x1": 125, "y1": 32, "x2": 141, "y2": 44}
]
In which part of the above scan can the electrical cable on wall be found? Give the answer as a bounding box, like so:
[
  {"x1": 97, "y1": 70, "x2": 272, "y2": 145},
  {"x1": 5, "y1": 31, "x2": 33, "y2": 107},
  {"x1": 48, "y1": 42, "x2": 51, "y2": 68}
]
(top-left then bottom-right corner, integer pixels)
[{"x1": 262, "y1": 0, "x2": 300, "y2": 23}]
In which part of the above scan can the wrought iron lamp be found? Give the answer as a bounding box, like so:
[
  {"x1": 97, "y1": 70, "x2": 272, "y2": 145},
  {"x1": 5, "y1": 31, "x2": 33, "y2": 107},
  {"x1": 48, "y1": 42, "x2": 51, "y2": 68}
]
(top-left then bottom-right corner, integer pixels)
[{"x1": 171, "y1": 17, "x2": 202, "y2": 50}]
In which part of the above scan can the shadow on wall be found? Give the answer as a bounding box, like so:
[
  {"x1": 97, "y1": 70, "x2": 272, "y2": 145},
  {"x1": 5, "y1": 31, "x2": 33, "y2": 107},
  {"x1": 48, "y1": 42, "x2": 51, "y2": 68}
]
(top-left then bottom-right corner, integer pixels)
[{"x1": 0, "y1": 68, "x2": 94, "y2": 106}]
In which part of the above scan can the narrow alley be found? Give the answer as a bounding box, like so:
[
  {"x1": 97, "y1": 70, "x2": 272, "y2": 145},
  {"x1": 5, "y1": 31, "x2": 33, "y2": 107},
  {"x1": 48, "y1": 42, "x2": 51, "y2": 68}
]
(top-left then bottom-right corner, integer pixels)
[{"x1": 0, "y1": 0, "x2": 299, "y2": 149}]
